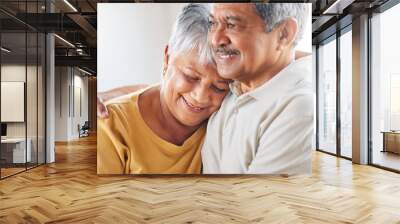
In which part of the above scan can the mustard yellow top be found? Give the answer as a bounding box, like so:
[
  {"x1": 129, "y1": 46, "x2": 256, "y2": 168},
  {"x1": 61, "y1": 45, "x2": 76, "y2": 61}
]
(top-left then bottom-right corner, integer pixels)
[{"x1": 97, "y1": 88, "x2": 205, "y2": 174}]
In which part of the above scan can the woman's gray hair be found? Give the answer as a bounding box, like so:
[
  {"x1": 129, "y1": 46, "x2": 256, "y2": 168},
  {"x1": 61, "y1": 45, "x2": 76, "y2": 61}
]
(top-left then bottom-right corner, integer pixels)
[
  {"x1": 253, "y1": 3, "x2": 309, "y2": 46},
  {"x1": 168, "y1": 3, "x2": 214, "y2": 65}
]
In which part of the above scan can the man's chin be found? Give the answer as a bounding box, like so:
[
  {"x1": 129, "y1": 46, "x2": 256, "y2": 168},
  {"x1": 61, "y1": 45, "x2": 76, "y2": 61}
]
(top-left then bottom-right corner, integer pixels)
[{"x1": 218, "y1": 69, "x2": 240, "y2": 80}]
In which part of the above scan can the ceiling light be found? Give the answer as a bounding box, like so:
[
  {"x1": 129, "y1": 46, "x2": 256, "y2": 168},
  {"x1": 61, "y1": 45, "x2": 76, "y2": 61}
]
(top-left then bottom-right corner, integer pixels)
[
  {"x1": 63, "y1": 0, "x2": 78, "y2": 12},
  {"x1": 78, "y1": 67, "x2": 92, "y2": 76},
  {"x1": 54, "y1": 34, "x2": 75, "y2": 48},
  {"x1": 322, "y1": 0, "x2": 354, "y2": 15},
  {"x1": 1, "y1": 47, "x2": 11, "y2": 53}
]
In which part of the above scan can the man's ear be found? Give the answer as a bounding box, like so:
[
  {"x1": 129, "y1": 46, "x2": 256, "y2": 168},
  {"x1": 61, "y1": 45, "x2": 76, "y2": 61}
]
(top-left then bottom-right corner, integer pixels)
[
  {"x1": 277, "y1": 18, "x2": 298, "y2": 50},
  {"x1": 163, "y1": 45, "x2": 170, "y2": 76}
]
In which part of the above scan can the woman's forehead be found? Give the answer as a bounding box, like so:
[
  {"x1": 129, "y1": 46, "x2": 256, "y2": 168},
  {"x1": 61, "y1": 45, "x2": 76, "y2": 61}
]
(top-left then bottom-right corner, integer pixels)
[
  {"x1": 172, "y1": 50, "x2": 215, "y2": 68},
  {"x1": 171, "y1": 52, "x2": 230, "y2": 80}
]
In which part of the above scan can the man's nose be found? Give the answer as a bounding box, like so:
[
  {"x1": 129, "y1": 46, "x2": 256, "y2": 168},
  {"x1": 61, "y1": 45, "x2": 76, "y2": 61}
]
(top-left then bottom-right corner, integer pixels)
[{"x1": 210, "y1": 26, "x2": 230, "y2": 48}]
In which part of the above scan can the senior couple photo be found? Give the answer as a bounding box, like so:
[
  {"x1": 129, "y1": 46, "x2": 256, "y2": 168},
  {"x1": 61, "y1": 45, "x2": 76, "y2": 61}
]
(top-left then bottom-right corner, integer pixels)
[{"x1": 96, "y1": 3, "x2": 314, "y2": 175}]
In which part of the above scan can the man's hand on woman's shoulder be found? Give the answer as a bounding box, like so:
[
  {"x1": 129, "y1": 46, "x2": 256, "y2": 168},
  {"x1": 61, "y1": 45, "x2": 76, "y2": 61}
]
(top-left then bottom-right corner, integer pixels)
[{"x1": 97, "y1": 84, "x2": 149, "y2": 119}]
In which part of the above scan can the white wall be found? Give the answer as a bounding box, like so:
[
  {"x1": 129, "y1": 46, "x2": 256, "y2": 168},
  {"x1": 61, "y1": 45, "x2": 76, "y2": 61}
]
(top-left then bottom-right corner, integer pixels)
[
  {"x1": 1, "y1": 63, "x2": 46, "y2": 164},
  {"x1": 98, "y1": 3, "x2": 312, "y2": 92},
  {"x1": 98, "y1": 3, "x2": 186, "y2": 92},
  {"x1": 55, "y1": 67, "x2": 68, "y2": 141},
  {"x1": 54, "y1": 67, "x2": 89, "y2": 141},
  {"x1": 1, "y1": 66, "x2": 26, "y2": 127},
  {"x1": 72, "y1": 74, "x2": 89, "y2": 138},
  {"x1": 295, "y1": 3, "x2": 312, "y2": 53},
  {"x1": 1, "y1": 65, "x2": 37, "y2": 138},
  {"x1": 312, "y1": 45, "x2": 317, "y2": 150}
]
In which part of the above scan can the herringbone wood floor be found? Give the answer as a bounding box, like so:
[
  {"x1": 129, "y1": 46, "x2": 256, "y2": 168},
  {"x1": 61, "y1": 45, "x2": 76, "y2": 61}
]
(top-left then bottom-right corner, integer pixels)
[{"x1": 1, "y1": 134, "x2": 400, "y2": 223}]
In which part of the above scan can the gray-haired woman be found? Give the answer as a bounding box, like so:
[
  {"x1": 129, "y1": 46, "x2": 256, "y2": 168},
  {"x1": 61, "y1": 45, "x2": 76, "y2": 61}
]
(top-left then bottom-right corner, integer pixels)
[{"x1": 97, "y1": 4, "x2": 231, "y2": 174}]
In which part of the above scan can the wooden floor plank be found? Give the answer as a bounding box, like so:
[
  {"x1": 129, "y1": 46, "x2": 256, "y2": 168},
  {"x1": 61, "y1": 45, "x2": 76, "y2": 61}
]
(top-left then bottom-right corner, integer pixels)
[{"x1": 0, "y1": 134, "x2": 399, "y2": 223}]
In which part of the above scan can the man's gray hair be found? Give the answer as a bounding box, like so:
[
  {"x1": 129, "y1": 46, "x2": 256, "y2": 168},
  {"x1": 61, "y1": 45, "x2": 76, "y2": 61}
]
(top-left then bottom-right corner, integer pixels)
[
  {"x1": 168, "y1": 4, "x2": 213, "y2": 65},
  {"x1": 253, "y1": 3, "x2": 309, "y2": 46}
]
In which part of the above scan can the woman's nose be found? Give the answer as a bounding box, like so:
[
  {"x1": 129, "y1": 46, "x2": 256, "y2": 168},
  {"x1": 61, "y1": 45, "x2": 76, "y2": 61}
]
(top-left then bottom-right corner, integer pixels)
[{"x1": 191, "y1": 86, "x2": 210, "y2": 105}]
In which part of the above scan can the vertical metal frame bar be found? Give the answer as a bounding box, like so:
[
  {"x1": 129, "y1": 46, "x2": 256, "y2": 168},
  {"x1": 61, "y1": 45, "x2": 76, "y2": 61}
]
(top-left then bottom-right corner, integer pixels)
[
  {"x1": 0, "y1": 24, "x2": 2, "y2": 179},
  {"x1": 336, "y1": 28, "x2": 341, "y2": 157},
  {"x1": 25, "y1": 0, "x2": 28, "y2": 171},
  {"x1": 59, "y1": 67, "x2": 62, "y2": 117},
  {"x1": 44, "y1": 0, "x2": 48, "y2": 165},
  {"x1": 367, "y1": 11, "x2": 373, "y2": 165},
  {"x1": 36, "y1": 0, "x2": 39, "y2": 168},
  {"x1": 316, "y1": 45, "x2": 320, "y2": 150},
  {"x1": 68, "y1": 69, "x2": 71, "y2": 118},
  {"x1": 72, "y1": 68, "x2": 75, "y2": 118}
]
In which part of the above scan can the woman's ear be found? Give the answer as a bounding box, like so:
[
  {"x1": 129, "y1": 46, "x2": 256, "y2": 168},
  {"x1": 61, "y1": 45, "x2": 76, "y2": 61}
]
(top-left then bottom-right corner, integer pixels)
[
  {"x1": 162, "y1": 45, "x2": 170, "y2": 76},
  {"x1": 277, "y1": 18, "x2": 298, "y2": 50}
]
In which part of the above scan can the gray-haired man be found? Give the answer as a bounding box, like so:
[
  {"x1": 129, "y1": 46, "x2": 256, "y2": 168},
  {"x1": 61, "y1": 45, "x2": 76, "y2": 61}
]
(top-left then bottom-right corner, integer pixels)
[{"x1": 201, "y1": 3, "x2": 314, "y2": 174}]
